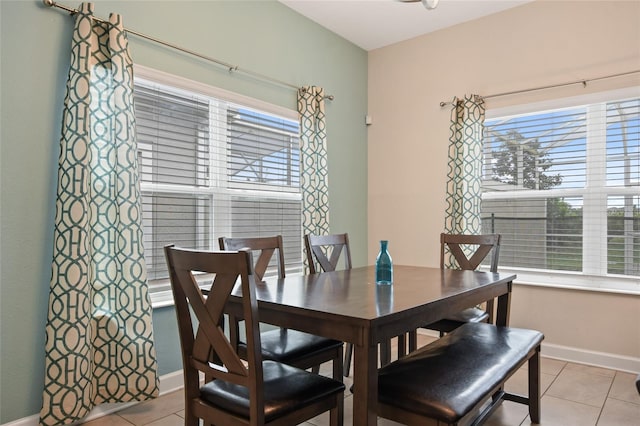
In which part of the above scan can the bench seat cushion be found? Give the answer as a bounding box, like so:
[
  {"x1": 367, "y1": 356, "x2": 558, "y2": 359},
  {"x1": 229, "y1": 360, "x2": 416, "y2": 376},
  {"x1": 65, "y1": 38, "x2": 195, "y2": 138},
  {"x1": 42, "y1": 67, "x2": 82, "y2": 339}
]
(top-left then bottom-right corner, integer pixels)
[{"x1": 378, "y1": 322, "x2": 543, "y2": 423}]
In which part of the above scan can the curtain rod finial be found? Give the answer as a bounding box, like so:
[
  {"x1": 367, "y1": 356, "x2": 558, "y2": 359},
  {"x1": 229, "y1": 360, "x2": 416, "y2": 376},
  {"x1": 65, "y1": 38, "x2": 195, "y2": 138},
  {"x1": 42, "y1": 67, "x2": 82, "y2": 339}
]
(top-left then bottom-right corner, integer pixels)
[{"x1": 43, "y1": 0, "x2": 55, "y2": 7}]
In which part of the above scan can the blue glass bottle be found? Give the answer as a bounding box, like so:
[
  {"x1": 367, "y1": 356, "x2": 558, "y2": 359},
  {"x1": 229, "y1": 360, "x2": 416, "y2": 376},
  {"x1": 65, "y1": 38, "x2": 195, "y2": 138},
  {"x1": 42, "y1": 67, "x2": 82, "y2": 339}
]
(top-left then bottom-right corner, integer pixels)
[{"x1": 375, "y1": 240, "x2": 393, "y2": 285}]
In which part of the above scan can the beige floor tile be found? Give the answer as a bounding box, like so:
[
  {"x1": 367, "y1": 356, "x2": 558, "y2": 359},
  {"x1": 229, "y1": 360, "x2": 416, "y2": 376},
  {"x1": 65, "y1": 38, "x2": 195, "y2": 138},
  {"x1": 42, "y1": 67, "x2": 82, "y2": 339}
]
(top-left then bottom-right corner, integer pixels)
[
  {"x1": 545, "y1": 366, "x2": 613, "y2": 407},
  {"x1": 597, "y1": 397, "x2": 640, "y2": 426},
  {"x1": 563, "y1": 362, "x2": 616, "y2": 378},
  {"x1": 504, "y1": 368, "x2": 556, "y2": 396},
  {"x1": 608, "y1": 371, "x2": 640, "y2": 404},
  {"x1": 521, "y1": 395, "x2": 600, "y2": 426},
  {"x1": 483, "y1": 400, "x2": 530, "y2": 426},
  {"x1": 309, "y1": 394, "x2": 353, "y2": 426},
  {"x1": 81, "y1": 414, "x2": 134, "y2": 426},
  {"x1": 117, "y1": 390, "x2": 185, "y2": 426},
  {"x1": 539, "y1": 357, "x2": 566, "y2": 376},
  {"x1": 142, "y1": 414, "x2": 185, "y2": 426}
]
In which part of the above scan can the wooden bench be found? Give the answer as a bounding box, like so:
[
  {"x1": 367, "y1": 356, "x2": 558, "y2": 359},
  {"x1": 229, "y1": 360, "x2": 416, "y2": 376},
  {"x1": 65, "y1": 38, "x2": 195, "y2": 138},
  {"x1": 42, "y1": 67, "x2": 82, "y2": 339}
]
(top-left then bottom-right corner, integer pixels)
[{"x1": 377, "y1": 322, "x2": 544, "y2": 425}]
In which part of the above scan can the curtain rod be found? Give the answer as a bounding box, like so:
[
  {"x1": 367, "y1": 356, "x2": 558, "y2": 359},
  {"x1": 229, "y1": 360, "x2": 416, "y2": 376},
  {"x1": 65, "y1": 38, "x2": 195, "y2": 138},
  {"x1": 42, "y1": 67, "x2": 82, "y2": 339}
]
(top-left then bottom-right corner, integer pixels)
[
  {"x1": 42, "y1": 0, "x2": 335, "y2": 101},
  {"x1": 439, "y1": 69, "x2": 640, "y2": 107}
]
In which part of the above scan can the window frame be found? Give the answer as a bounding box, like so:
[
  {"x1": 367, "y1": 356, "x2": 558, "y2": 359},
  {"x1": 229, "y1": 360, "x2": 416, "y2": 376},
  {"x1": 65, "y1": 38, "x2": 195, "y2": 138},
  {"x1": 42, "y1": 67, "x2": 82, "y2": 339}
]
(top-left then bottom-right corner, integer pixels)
[
  {"x1": 483, "y1": 87, "x2": 640, "y2": 295},
  {"x1": 133, "y1": 65, "x2": 303, "y2": 307}
]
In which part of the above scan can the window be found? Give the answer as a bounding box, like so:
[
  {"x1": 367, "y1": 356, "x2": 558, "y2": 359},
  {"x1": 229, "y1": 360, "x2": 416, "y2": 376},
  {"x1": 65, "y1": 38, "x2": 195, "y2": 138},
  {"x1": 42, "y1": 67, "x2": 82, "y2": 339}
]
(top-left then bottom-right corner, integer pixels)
[
  {"x1": 482, "y1": 88, "x2": 639, "y2": 293},
  {"x1": 134, "y1": 67, "x2": 302, "y2": 305}
]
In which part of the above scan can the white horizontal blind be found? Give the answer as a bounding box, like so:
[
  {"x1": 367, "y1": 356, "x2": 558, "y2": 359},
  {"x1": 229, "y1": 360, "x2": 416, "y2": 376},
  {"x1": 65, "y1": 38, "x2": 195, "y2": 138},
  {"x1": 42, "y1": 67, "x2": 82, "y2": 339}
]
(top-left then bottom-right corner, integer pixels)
[
  {"x1": 482, "y1": 94, "x2": 639, "y2": 280},
  {"x1": 134, "y1": 77, "x2": 303, "y2": 285}
]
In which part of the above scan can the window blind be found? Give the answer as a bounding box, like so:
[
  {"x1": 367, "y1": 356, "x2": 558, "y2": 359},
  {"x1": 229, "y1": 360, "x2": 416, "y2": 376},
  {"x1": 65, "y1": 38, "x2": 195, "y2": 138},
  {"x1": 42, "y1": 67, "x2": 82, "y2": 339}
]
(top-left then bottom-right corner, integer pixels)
[
  {"x1": 134, "y1": 78, "x2": 303, "y2": 284},
  {"x1": 482, "y1": 95, "x2": 639, "y2": 279}
]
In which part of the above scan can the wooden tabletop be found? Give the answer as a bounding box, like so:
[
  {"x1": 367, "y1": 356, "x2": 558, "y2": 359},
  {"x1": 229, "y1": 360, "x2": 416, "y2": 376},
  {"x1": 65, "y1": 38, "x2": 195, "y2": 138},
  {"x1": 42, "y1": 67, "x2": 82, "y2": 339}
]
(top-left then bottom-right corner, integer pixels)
[{"x1": 228, "y1": 264, "x2": 516, "y2": 426}]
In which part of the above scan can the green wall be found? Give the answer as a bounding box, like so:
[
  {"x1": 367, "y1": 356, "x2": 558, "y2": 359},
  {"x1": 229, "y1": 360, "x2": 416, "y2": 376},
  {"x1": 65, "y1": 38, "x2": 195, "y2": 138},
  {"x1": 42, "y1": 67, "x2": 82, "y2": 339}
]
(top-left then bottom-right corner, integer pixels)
[{"x1": 0, "y1": 1, "x2": 368, "y2": 422}]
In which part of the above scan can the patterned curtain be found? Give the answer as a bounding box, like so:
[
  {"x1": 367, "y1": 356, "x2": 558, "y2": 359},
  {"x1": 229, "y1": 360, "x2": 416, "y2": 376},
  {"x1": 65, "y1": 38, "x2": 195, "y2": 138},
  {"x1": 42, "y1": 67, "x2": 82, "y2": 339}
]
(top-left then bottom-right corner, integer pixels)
[
  {"x1": 298, "y1": 86, "x2": 331, "y2": 262},
  {"x1": 40, "y1": 4, "x2": 158, "y2": 425},
  {"x1": 444, "y1": 95, "x2": 485, "y2": 268}
]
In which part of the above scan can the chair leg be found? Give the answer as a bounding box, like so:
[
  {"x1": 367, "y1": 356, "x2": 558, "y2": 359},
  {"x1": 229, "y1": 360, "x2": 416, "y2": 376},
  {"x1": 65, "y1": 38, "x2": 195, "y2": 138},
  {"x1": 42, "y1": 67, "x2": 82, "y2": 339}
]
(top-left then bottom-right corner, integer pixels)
[
  {"x1": 529, "y1": 346, "x2": 541, "y2": 423},
  {"x1": 333, "y1": 347, "x2": 343, "y2": 382},
  {"x1": 184, "y1": 410, "x2": 198, "y2": 426},
  {"x1": 343, "y1": 343, "x2": 353, "y2": 377},
  {"x1": 329, "y1": 396, "x2": 344, "y2": 426},
  {"x1": 311, "y1": 365, "x2": 320, "y2": 374}
]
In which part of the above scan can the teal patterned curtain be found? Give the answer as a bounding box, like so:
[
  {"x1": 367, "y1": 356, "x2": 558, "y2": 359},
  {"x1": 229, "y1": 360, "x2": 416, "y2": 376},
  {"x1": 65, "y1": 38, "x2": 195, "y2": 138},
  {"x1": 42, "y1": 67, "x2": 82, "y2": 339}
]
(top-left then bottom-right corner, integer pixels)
[
  {"x1": 298, "y1": 87, "x2": 330, "y2": 267},
  {"x1": 444, "y1": 95, "x2": 485, "y2": 268},
  {"x1": 40, "y1": 4, "x2": 158, "y2": 425}
]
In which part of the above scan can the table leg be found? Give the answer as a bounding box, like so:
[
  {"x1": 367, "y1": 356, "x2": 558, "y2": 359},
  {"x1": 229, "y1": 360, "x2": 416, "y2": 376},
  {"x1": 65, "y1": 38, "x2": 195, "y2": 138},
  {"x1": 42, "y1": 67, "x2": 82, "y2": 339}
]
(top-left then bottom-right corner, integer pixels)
[
  {"x1": 352, "y1": 337, "x2": 378, "y2": 426},
  {"x1": 495, "y1": 281, "x2": 512, "y2": 327}
]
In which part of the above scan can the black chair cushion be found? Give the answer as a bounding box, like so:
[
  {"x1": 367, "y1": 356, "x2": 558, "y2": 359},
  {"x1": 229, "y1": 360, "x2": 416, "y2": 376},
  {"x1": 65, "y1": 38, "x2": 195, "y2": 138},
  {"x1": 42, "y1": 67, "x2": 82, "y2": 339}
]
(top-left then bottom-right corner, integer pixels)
[
  {"x1": 378, "y1": 322, "x2": 543, "y2": 423},
  {"x1": 241, "y1": 328, "x2": 343, "y2": 363},
  {"x1": 200, "y1": 360, "x2": 345, "y2": 421},
  {"x1": 424, "y1": 307, "x2": 489, "y2": 333}
]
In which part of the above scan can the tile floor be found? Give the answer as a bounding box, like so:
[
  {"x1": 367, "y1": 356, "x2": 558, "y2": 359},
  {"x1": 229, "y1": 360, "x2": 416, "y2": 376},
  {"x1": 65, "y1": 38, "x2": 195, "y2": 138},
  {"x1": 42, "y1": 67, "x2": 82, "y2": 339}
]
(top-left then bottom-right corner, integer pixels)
[{"x1": 84, "y1": 335, "x2": 639, "y2": 426}]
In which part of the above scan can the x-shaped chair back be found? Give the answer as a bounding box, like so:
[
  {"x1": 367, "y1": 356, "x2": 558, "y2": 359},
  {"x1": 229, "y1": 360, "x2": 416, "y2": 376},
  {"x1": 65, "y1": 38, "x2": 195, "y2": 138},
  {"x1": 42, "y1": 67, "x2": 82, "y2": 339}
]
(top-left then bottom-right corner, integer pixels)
[
  {"x1": 219, "y1": 235, "x2": 285, "y2": 281},
  {"x1": 440, "y1": 233, "x2": 501, "y2": 273},
  {"x1": 304, "y1": 233, "x2": 352, "y2": 274},
  {"x1": 164, "y1": 245, "x2": 267, "y2": 419}
]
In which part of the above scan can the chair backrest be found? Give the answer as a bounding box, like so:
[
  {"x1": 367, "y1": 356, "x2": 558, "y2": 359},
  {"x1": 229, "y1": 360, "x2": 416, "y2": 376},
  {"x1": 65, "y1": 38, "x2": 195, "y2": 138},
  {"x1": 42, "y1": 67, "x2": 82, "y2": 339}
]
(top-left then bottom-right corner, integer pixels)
[
  {"x1": 164, "y1": 245, "x2": 266, "y2": 421},
  {"x1": 219, "y1": 235, "x2": 285, "y2": 281},
  {"x1": 304, "y1": 233, "x2": 352, "y2": 274},
  {"x1": 440, "y1": 233, "x2": 501, "y2": 273}
]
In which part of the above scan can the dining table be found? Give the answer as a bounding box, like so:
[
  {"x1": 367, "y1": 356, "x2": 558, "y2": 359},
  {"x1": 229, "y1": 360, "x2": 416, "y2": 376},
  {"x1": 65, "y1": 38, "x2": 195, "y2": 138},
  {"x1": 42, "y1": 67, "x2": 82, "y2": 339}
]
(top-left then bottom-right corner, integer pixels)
[{"x1": 227, "y1": 264, "x2": 516, "y2": 426}]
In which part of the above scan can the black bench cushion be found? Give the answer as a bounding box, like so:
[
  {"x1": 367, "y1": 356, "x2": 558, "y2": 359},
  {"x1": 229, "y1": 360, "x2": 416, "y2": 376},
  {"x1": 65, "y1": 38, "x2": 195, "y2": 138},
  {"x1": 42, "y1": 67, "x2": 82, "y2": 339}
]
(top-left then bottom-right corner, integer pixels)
[
  {"x1": 201, "y1": 360, "x2": 345, "y2": 421},
  {"x1": 378, "y1": 322, "x2": 543, "y2": 423}
]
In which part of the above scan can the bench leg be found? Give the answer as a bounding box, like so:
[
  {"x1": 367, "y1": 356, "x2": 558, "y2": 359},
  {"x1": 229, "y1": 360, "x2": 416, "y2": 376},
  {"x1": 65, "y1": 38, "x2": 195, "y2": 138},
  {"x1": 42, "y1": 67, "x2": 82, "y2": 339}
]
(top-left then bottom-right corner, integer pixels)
[
  {"x1": 408, "y1": 329, "x2": 417, "y2": 353},
  {"x1": 529, "y1": 346, "x2": 541, "y2": 424},
  {"x1": 380, "y1": 340, "x2": 391, "y2": 366},
  {"x1": 397, "y1": 334, "x2": 407, "y2": 358}
]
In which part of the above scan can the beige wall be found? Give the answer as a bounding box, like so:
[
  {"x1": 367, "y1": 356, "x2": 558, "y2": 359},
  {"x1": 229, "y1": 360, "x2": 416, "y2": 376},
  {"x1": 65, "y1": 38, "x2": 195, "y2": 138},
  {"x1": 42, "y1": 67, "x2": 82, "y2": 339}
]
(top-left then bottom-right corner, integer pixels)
[{"x1": 368, "y1": 0, "x2": 640, "y2": 363}]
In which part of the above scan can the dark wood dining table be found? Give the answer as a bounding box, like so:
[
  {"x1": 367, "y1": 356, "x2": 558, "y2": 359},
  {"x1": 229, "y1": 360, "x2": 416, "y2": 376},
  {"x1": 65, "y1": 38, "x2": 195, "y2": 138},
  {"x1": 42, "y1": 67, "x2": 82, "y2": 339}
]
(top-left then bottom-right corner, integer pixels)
[{"x1": 227, "y1": 264, "x2": 516, "y2": 426}]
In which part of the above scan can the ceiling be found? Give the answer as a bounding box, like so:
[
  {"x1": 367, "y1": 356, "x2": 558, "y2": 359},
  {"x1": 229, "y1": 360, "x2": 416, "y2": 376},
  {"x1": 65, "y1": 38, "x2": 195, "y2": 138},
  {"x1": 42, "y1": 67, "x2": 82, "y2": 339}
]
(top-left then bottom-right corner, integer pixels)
[{"x1": 278, "y1": 0, "x2": 534, "y2": 51}]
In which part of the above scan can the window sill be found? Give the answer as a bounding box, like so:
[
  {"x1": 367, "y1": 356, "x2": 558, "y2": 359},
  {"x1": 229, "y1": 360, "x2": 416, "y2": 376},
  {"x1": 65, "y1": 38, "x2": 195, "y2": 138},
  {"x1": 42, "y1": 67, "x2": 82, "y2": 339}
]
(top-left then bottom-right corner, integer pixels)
[
  {"x1": 150, "y1": 290, "x2": 176, "y2": 309},
  {"x1": 495, "y1": 267, "x2": 640, "y2": 296}
]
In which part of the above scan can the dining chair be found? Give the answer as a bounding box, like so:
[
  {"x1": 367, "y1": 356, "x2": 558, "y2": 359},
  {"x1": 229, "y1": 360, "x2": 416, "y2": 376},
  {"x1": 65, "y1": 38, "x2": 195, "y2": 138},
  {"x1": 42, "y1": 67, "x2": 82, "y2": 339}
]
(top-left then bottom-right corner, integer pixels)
[
  {"x1": 408, "y1": 233, "x2": 502, "y2": 352},
  {"x1": 304, "y1": 233, "x2": 355, "y2": 376},
  {"x1": 219, "y1": 235, "x2": 286, "y2": 282},
  {"x1": 305, "y1": 232, "x2": 400, "y2": 375},
  {"x1": 219, "y1": 235, "x2": 344, "y2": 381},
  {"x1": 305, "y1": 233, "x2": 353, "y2": 275},
  {"x1": 164, "y1": 245, "x2": 345, "y2": 426}
]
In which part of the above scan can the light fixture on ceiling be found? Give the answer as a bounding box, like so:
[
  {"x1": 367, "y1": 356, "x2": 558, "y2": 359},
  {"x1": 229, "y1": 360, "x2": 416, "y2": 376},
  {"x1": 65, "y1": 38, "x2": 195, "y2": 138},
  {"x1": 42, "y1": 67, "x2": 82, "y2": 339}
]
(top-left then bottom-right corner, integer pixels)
[{"x1": 399, "y1": 0, "x2": 440, "y2": 10}]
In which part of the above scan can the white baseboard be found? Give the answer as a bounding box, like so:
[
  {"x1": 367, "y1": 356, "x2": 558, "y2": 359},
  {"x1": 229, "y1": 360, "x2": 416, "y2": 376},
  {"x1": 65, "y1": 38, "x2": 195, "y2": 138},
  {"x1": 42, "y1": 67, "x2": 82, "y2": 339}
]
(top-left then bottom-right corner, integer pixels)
[
  {"x1": 541, "y1": 342, "x2": 640, "y2": 373},
  {"x1": 2, "y1": 371, "x2": 184, "y2": 426},
  {"x1": 416, "y1": 329, "x2": 640, "y2": 373}
]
